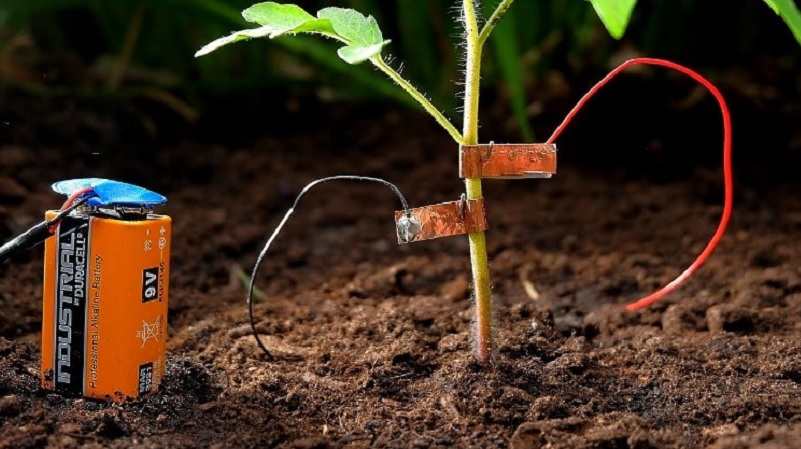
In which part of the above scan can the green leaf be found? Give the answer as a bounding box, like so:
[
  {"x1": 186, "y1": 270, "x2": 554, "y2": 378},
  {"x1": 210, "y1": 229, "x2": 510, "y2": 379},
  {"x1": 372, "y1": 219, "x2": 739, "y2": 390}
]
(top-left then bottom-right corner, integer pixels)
[
  {"x1": 316, "y1": 7, "x2": 390, "y2": 64},
  {"x1": 242, "y1": 2, "x2": 336, "y2": 37},
  {"x1": 762, "y1": 0, "x2": 801, "y2": 46},
  {"x1": 337, "y1": 40, "x2": 391, "y2": 64},
  {"x1": 243, "y1": 2, "x2": 304, "y2": 24},
  {"x1": 242, "y1": 2, "x2": 311, "y2": 27},
  {"x1": 317, "y1": 7, "x2": 384, "y2": 46},
  {"x1": 195, "y1": 3, "x2": 390, "y2": 64},
  {"x1": 763, "y1": 0, "x2": 780, "y2": 13},
  {"x1": 587, "y1": 0, "x2": 638, "y2": 39},
  {"x1": 195, "y1": 2, "x2": 337, "y2": 57},
  {"x1": 194, "y1": 26, "x2": 273, "y2": 56}
]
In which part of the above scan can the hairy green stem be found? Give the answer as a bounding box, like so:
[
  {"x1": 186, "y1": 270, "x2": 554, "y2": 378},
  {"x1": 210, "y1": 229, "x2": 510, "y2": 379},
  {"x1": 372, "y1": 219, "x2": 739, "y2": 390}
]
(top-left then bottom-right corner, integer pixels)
[
  {"x1": 462, "y1": 0, "x2": 494, "y2": 365},
  {"x1": 478, "y1": 0, "x2": 516, "y2": 45},
  {"x1": 372, "y1": 57, "x2": 464, "y2": 145},
  {"x1": 462, "y1": 0, "x2": 482, "y2": 145},
  {"x1": 364, "y1": 0, "x2": 515, "y2": 365}
]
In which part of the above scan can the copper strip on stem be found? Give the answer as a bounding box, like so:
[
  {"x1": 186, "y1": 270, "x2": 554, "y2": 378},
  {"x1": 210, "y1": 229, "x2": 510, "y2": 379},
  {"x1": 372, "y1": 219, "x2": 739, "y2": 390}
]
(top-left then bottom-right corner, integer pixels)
[
  {"x1": 395, "y1": 197, "x2": 488, "y2": 244},
  {"x1": 460, "y1": 143, "x2": 557, "y2": 179}
]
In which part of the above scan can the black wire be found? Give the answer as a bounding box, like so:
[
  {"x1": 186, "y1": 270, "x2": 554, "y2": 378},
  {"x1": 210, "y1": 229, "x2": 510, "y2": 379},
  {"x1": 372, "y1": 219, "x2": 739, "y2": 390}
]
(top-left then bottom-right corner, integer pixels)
[
  {"x1": 47, "y1": 196, "x2": 91, "y2": 226},
  {"x1": 0, "y1": 196, "x2": 91, "y2": 264},
  {"x1": 248, "y1": 175, "x2": 413, "y2": 361}
]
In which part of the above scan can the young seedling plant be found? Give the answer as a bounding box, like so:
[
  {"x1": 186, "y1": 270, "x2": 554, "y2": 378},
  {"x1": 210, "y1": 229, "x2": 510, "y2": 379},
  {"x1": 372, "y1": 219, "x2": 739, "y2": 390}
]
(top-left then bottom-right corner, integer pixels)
[
  {"x1": 197, "y1": 0, "x2": 515, "y2": 365},
  {"x1": 196, "y1": 1, "x2": 735, "y2": 365}
]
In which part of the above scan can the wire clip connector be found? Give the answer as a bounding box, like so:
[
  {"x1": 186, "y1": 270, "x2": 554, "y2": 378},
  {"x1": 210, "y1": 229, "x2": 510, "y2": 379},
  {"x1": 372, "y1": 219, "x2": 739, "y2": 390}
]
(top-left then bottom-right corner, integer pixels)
[
  {"x1": 459, "y1": 143, "x2": 557, "y2": 179},
  {"x1": 395, "y1": 196, "x2": 488, "y2": 243}
]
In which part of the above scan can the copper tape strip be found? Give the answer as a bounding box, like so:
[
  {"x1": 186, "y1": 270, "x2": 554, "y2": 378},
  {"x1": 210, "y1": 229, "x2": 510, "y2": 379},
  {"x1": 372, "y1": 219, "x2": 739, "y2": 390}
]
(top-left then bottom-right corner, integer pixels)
[
  {"x1": 395, "y1": 197, "x2": 488, "y2": 244},
  {"x1": 460, "y1": 143, "x2": 557, "y2": 179}
]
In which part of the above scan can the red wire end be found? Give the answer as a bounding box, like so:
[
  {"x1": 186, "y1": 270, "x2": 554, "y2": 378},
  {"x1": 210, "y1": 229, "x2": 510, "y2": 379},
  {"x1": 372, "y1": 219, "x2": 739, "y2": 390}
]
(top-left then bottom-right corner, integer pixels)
[
  {"x1": 547, "y1": 58, "x2": 733, "y2": 311},
  {"x1": 48, "y1": 186, "x2": 96, "y2": 234}
]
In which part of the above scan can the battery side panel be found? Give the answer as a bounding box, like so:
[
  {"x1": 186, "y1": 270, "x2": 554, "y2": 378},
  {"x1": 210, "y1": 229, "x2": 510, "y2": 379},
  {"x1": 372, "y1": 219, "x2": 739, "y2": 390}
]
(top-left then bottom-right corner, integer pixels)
[
  {"x1": 84, "y1": 215, "x2": 171, "y2": 401},
  {"x1": 49, "y1": 215, "x2": 91, "y2": 396},
  {"x1": 41, "y1": 211, "x2": 57, "y2": 391}
]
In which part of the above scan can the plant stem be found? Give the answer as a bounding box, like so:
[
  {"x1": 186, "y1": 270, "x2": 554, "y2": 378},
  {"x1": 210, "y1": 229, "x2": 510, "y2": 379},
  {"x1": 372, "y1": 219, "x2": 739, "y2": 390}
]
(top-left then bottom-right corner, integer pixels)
[
  {"x1": 461, "y1": 0, "x2": 493, "y2": 365},
  {"x1": 478, "y1": 0, "x2": 516, "y2": 46},
  {"x1": 372, "y1": 57, "x2": 464, "y2": 145}
]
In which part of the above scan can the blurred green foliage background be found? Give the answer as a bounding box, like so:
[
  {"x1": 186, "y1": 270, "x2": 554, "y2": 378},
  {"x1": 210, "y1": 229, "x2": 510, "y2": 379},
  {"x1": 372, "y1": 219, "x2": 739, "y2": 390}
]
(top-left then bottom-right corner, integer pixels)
[{"x1": 1, "y1": 0, "x2": 799, "y2": 140}]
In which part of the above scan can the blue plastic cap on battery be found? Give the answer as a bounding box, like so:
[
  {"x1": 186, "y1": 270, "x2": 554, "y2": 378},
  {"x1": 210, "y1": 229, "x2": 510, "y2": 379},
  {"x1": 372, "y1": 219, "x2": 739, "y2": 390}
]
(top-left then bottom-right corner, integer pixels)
[{"x1": 52, "y1": 178, "x2": 167, "y2": 207}]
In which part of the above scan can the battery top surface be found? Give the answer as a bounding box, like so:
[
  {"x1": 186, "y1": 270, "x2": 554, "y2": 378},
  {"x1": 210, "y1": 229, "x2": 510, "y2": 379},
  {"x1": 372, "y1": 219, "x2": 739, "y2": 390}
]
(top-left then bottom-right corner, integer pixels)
[{"x1": 52, "y1": 178, "x2": 167, "y2": 207}]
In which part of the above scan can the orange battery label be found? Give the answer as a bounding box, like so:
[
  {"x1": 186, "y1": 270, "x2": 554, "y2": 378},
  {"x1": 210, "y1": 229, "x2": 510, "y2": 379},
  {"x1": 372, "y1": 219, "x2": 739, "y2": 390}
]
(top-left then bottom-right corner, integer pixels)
[{"x1": 41, "y1": 212, "x2": 171, "y2": 402}]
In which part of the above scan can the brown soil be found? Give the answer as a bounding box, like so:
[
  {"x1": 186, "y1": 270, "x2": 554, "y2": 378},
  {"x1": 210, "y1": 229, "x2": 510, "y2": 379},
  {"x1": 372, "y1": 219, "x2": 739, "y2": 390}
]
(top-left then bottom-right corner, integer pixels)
[{"x1": 0, "y1": 86, "x2": 799, "y2": 448}]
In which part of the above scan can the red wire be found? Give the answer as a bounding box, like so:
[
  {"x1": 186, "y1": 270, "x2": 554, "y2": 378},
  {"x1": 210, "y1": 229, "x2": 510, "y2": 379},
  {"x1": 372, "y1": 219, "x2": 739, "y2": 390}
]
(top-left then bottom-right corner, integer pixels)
[
  {"x1": 546, "y1": 57, "x2": 733, "y2": 311},
  {"x1": 48, "y1": 186, "x2": 95, "y2": 233}
]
